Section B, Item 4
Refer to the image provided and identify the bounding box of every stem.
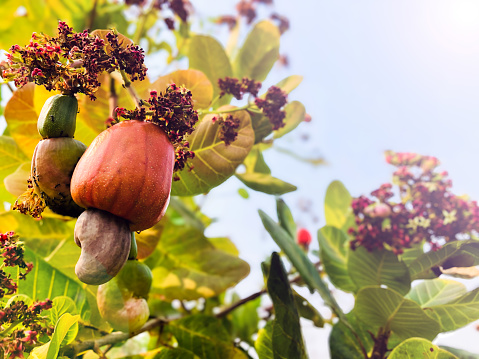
[369,327,391,359]
[216,290,266,319]
[109,76,118,119]
[120,69,142,107]
[0,320,22,337]
[199,104,261,116]
[86,0,99,30]
[215,264,319,319]
[60,317,169,357]
[133,6,154,44]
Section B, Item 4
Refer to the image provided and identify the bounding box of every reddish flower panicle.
[349,151,479,254]
[213,115,241,145]
[255,86,288,130]
[116,85,198,172]
[2,21,147,100]
[218,77,262,100]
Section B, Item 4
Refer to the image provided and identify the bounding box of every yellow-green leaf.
[150,227,250,300]
[151,69,213,110]
[4,161,30,197]
[354,287,440,341]
[234,21,280,81]
[171,106,254,196]
[388,338,458,359]
[188,35,233,100]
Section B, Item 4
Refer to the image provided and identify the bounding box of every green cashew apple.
[97,260,152,332]
[37,94,78,139]
[115,260,153,299]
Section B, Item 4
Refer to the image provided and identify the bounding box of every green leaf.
[6,294,33,307]
[400,244,425,266]
[168,314,248,359]
[258,210,345,320]
[324,180,354,231]
[255,321,274,359]
[4,161,30,197]
[236,147,296,195]
[236,172,297,195]
[47,313,80,359]
[154,348,201,359]
[230,292,261,345]
[4,83,42,158]
[329,312,373,359]
[171,107,254,196]
[388,338,458,359]
[151,69,214,110]
[30,342,50,359]
[242,146,271,174]
[276,198,296,240]
[5,247,92,317]
[0,212,71,250]
[426,287,479,332]
[406,278,467,307]
[238,188,249,199]
[234,21,280,81]
[354,287,440,341]
[408,241,479,280]
[347,247,411,295]
[273,75,303,95]
[0,136,29,190]
[266,253,308,359]
[150,227,250,300]
[48,296,78,327]
[317,225,356,292]
[207,237,239,257]
[439,346,479,358]
[293,290,324,327]
[273,101,306,139]
[188,35,233,100]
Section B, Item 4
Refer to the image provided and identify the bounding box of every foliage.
[0,1,477,359]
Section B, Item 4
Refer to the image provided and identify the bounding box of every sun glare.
[425,1,479,55]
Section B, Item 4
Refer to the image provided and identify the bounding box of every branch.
[60,317,169,357]
[216,289,266,319]
[215,261,321,319]
[86,0,99,30]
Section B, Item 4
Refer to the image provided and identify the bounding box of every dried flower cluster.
[2,22,147,100]
[218,77,262,100]
[216,0,288,33]
[12,179,46,219]
[349,151,479,254]
[116,85,198,172]
[218,77,288,131]
[0,299,53,358]
[0,232,33,299]
[212,115,241,145]
[255,86,288,130]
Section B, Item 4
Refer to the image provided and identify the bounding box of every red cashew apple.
[70,120,175,232]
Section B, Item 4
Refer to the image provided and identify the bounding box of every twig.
[215,261,321,319]
[86,0,99,30]
[5,82,14,93]
[216,289,266,319]
[109,75,118,119]
[60,317,169,357]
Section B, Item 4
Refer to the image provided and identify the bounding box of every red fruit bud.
[297,228,312,249]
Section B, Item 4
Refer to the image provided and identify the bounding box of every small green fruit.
[115,260,152,299]
[97,277,149,332]
[37,95,78,139]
